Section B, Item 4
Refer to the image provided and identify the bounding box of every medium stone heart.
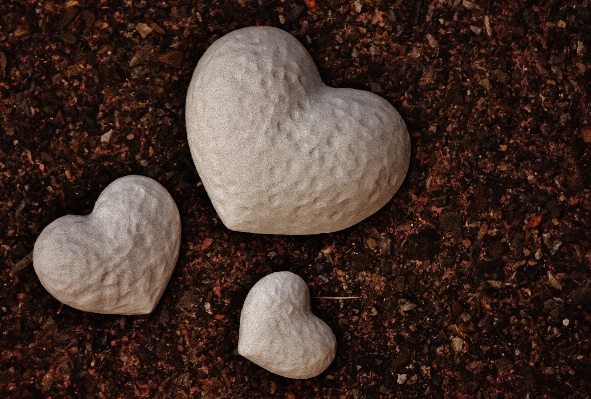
[185,26,410,234]
[33,175,181,315]
[238,271,337,379]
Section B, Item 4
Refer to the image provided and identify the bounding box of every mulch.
[1,0,590,398]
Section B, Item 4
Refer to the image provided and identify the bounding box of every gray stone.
[238,271,336,379]
[33,175,181,315]
[186,26,410,234]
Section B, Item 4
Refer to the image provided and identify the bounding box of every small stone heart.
[186,26,410,234]
[238,271,336,379]
[33,175,181,315]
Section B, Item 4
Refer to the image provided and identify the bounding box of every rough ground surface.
[1,0,590,398]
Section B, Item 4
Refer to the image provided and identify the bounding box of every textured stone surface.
[33,175,181,315]
[238,271,337,379]
[186,26,410,234]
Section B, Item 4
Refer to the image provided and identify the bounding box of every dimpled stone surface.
[238,271,337,379]
[185,26,410,234]
[33,175,181,315]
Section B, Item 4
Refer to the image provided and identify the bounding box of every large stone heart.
[33,175,181,315]
[238,271,337,379]
[185,26,410,234]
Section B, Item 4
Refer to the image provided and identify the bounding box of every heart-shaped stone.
[238,271,337,379]
[185,26,410,234]
[33,175,181,315]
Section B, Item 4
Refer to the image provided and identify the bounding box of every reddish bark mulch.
[1,0,591,398]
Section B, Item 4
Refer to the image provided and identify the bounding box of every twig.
[12,250,33,273]
[312,296,362,300]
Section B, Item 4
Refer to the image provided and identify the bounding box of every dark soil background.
[2,0,591,398]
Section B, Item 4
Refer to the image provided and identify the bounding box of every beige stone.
[33,175,181,314]
[186,26,410,234]
[238,271,336,379]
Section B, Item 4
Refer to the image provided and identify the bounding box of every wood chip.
[379,237,391,255]
[392,347,411,372]
[548,271,562,290]
[12,251,33,272]
[129,44,153,67]
[462,0,475,9]
[493,69,510,84]
[150,22,165,34]
[582,128,591,143]
[136,23,152,38]
[524,215,542,229]
[478,78,492,91]
[467,360,485,374]
[366,237,377,251]
[59,31,77,44]
[477,223,488,241]
[0,51,6,79]
[487,280,502,288]
[484,16,492,37]
[55,6,80,31]
[400,300,417,312]
[511,260,526,270]
[426,33,438,48]
[158,50,184,68]
[24,149,34,164]
[80,10,95,29]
